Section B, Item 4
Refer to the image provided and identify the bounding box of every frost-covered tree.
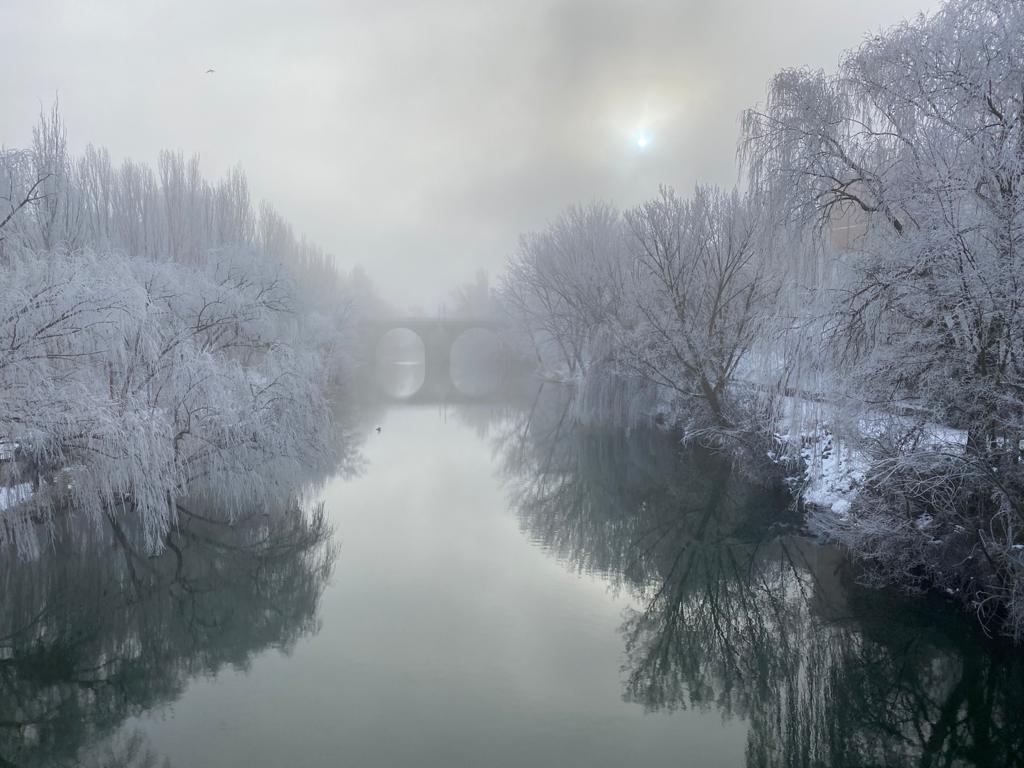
[744,0,1024,445]
[620,185,779,434]
[742,0,1024,639]
[498,186,782,445]
[500,202,629,376]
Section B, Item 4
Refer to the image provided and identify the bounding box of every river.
[2,375,1024,767]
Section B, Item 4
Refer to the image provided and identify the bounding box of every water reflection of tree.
[497,385,1024,767]
[739,591,1024,768]
[0,501,335,768]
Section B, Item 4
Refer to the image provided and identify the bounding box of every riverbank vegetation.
[499,0,1024,641]
[0,107,354,557]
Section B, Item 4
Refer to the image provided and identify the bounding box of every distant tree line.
[497,0,1024,641]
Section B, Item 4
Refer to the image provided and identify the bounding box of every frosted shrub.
[0,248,339,554]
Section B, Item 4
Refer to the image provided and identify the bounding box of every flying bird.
[205,67,215,74]
[375,426,382,434]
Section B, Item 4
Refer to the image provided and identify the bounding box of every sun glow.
[634,130,652,150]
[607,91,684,156]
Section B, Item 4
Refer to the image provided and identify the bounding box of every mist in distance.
[2,0,934,307]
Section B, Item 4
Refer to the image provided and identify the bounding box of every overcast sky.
[2,0,935,308]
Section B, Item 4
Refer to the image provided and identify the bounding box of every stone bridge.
[357,317,507,403]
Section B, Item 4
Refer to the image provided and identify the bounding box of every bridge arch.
[449,327,503,398]
[358,317,505,403]
[374,327,427,399]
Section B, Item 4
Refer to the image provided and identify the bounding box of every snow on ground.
[0,483,32,511]
[798,431,867,518]
[776,401,966,523]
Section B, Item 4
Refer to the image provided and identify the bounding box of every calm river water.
[4,376,1024,767]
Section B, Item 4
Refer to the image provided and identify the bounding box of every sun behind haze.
[0,0,935,306]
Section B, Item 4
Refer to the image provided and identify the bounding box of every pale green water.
[123,407,744,768]
[3,382,1024,767]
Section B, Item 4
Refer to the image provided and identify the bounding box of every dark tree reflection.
[0,500,335,768]
[497,384,1024,768]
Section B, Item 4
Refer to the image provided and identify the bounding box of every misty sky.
[2,0,934,308]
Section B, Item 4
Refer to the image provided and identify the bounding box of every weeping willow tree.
[741,0,1024,641]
